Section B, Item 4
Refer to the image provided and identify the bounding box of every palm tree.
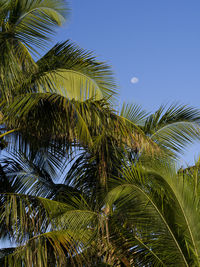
[0,0,118,152]
[1,1,200,266]
[1,150,200,266]
[0,150,121,266]
[1,1,199,159]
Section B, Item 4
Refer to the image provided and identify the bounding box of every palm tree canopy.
[1,1,200,266]
[0,0,68,50]
[1,152,200,266]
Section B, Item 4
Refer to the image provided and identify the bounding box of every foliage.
[1,152,200,266]
[0,1,200,266]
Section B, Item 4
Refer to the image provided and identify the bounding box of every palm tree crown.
[0,1,200,266]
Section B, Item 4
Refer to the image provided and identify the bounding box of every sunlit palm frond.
[0,193,98,266]
[143,104,200,157]
[2,93,95,147]
[120,102,149,126]
[5,228,95,267]
[143,158,200,265]
[2,92,132,150]
[0,0,69,101]
[0,0,69,51]
[106,160,200,266]
[0,41,37,101]
[106,170,184,265]
[14,40,117,103]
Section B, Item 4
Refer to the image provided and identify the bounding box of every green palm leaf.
[120,102,149,126]
[106,160,200,266]
[14,40,117,102]
[0,193,98,266]
[0,0,69,51]
[143,104,200,156]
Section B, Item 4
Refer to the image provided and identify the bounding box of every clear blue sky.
[51,0,200,165]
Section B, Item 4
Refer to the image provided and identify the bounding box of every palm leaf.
[13,40,117,102]
[0,0,69,101]
[106,161,200,266]
[143,104,200,156]
[120,102,149,126]
[1,0,69,51]
[0,149,82,200]
[0,193,98,266]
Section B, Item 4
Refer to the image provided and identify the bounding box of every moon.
[131,77,139,84]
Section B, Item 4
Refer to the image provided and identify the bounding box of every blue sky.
[46,0,200,162]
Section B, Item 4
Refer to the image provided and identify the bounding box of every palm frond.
[0,1,68,101]
[0,0,69,51]
[0,248,15,265]
[3,93,95,146]
[106,161,200,266]
[0,192,98,266]
[120,102,149,126]
[13,40,117,102]
[143,104,200,156]
[0,149,82,200]
[2,92,134,151]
